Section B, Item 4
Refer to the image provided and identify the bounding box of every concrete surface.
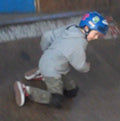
[0,16,81,43]
[0,35,120,121]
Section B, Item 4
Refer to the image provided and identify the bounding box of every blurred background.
[0,0,119,15]
[37,0,119,17]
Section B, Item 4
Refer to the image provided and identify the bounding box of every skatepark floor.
[0,37,120,121]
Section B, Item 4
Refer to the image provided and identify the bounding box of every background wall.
[0,0,35,13]
[0,0,119,19]
[38,0,109,12]
[36,0,119,18]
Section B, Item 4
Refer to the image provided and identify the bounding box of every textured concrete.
[0,16,80,42]
[0,35,120,121]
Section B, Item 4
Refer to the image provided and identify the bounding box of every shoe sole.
[14,81,25,107]
[24,68,43,81]
[24,68,39,80]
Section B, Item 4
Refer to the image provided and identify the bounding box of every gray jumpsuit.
[27,25,89,104]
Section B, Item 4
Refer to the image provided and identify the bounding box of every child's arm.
[79,62,90,73]
[68,47,90,73]
[40,30,54,51]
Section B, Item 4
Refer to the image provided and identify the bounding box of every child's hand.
[83,62,91,73]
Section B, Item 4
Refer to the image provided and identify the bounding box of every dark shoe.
[64,86,79,98]
[49,93,63,108]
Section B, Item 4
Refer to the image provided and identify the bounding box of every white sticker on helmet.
[89,21,95,27]
[102,20,108,25]
[93,16,100,23]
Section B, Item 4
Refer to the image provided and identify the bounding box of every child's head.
[79,11,109,41]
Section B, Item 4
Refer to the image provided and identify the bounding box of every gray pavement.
[0,36,120,121]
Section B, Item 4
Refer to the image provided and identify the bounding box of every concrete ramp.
[0,16,120,121]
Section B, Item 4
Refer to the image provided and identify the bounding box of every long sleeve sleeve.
[40,30,53,51]
[68,47,89,72]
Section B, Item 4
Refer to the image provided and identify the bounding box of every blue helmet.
[79,11,109,34]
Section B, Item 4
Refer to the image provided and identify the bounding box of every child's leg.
[62,72,76,90]
[43,77,63,95]
[14,81,51,106]
[28,77,63,108]
[14,77,63,108]
[27,86,52,104]
[62,72,79,98]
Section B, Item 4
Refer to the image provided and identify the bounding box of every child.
[14,11,108,108]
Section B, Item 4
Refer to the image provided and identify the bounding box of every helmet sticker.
[89,21,95,27]
[93,16,100,23]
[82,13,90,20]
[102,20,108,25]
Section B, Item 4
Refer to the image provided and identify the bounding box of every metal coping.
[0,11,87,26]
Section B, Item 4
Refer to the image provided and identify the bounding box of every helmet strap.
[83,28,91,39]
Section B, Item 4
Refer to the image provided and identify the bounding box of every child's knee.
[44,77,63,94]
[49,93,63,108]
